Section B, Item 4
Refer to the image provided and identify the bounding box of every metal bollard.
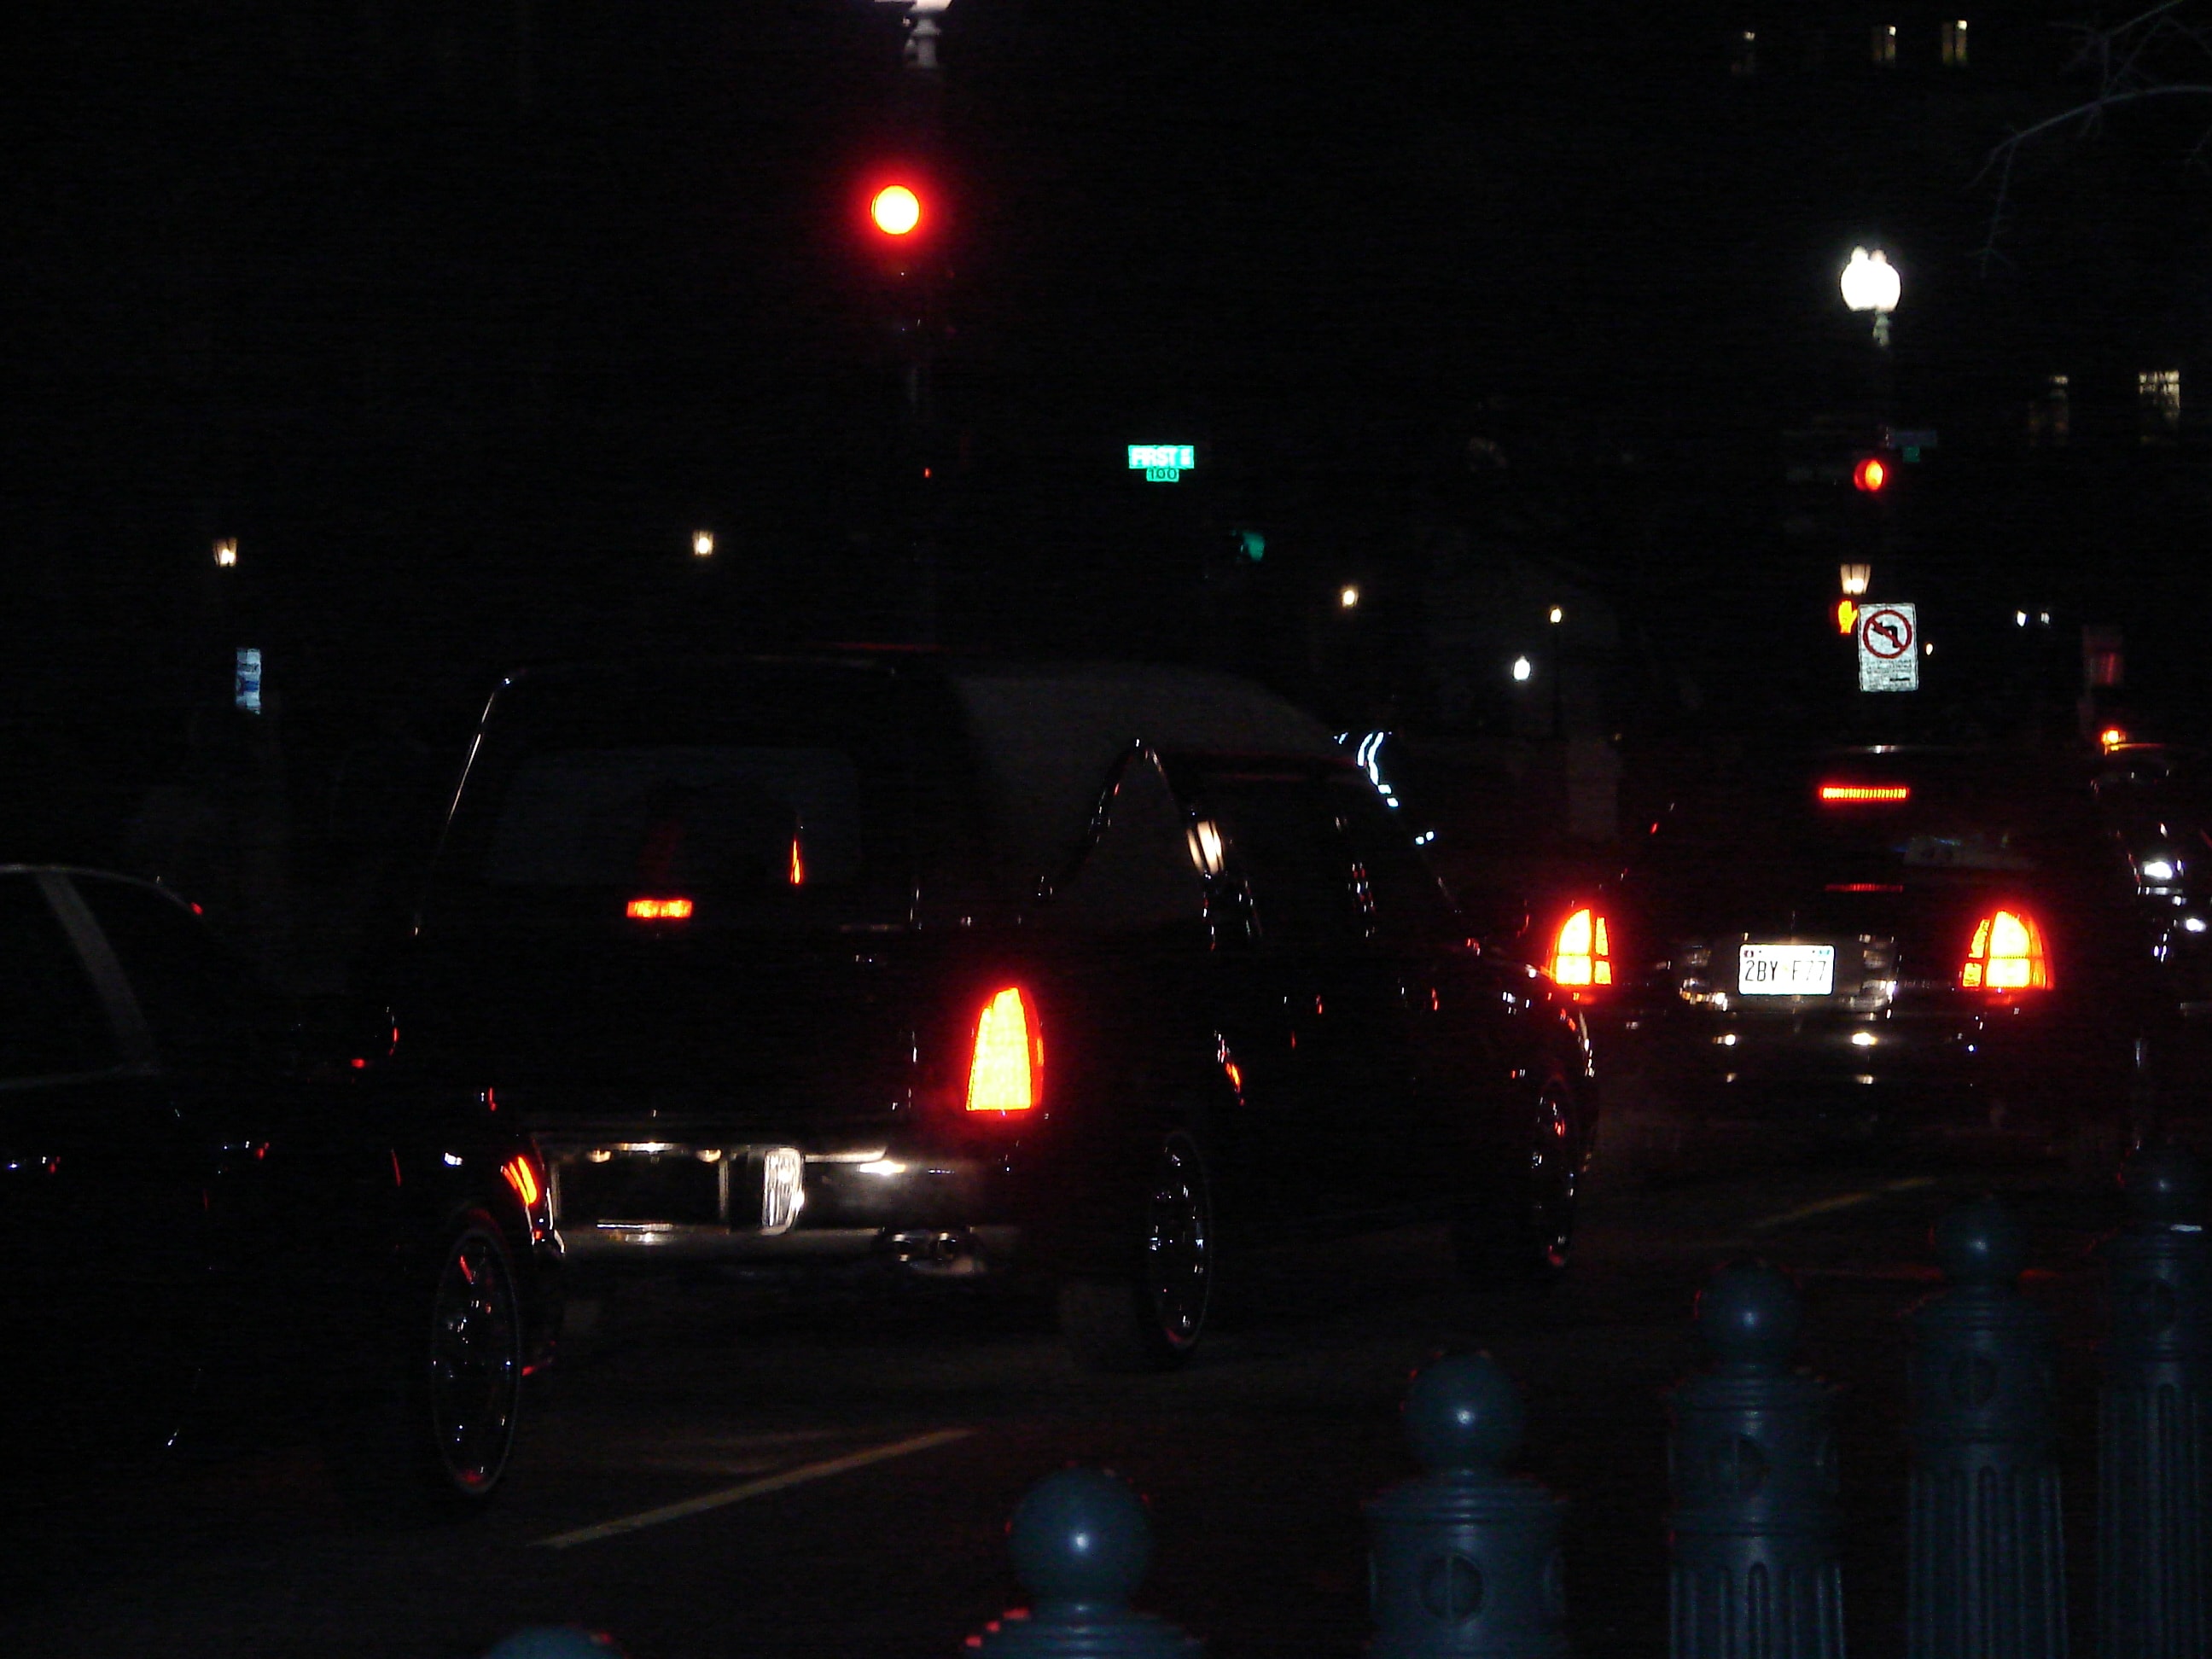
[1668,1263,1844,1659]
[1366,1351,1568,1658]
[1906,1197,2067,1659]
[2098,1144,2208,1659]
[483,1629,626,1659]
[963,1466,1202,1656]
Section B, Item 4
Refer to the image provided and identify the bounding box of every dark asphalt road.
[0,1122,2162,1659]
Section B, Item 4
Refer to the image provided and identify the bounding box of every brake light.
[965,987,1042,1113]
[1819,783,1911,803]
[1550,907,1611,992]
[1961,909,2051,992]
[626,896,694,922]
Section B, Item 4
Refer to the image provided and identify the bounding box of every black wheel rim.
[1144,1132,1213,1351]
[1526,1093,1576,1270]
[427,1229,521,1494]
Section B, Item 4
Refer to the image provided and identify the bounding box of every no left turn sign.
[1857,602,1919,691]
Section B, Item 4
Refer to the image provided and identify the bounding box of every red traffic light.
[1852,456,1889,493]
[869,184,923,237]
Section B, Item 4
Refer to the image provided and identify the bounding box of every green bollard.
[964,1466,1202,1656]
[2098,1144,2208,1659]
[1366,1352,1569,1658]
[1668,1263,1845,1659]
[1906,1197,2067,1659]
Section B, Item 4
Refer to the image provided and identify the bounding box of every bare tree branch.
[1976,2,2212,263]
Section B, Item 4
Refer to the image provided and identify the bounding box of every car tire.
[327,1211,526,1522]
[1451,1081,1580,1289]
[1058,1128,1216,1373]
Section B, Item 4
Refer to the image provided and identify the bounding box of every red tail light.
[1819,783,1911,803]
[501,1153,543,1210]
[965,987,1042,1113]
[626,896,694,922]
[1960,908,2051,992]
[1549,907,1612,994]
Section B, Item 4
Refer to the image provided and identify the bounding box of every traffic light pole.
[876,0,948,645]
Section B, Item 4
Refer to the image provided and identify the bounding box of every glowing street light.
[1339,585,1360,610]
[213,537,238,568]
[691,528,716,559]
[1840,563,1871,597]
[1841,247,1901,346]
[1547,605,1564,625]
[1511,655,1533,683]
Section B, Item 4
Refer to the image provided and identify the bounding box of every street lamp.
[691,528,716,559]
[1547,605,1565,737]
[1339,585,1360,610]
[1511,655,1533,683]
[1839,563,1870,597]
[1840,247,1901,347]
[213,537,238,568]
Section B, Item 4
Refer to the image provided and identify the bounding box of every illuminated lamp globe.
[870,185,922,237]
[1840,247,1901,314]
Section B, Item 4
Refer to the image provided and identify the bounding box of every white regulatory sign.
[1857,602,1918,692]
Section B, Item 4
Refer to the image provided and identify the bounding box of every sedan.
[1573,743,2197,1153]
[0,864,558,1515]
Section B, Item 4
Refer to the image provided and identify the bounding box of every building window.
[1941,19,1970,66]
[1732,30,1758,76]
[2139,369,2182,442]
[1873,24,1897,65]
[2030,374,2070,447]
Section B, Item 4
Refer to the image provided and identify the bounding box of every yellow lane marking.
[537,1429,975,1550]
[1747,1176,1936,1233]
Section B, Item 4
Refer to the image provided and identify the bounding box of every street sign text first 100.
[1127,445,1196,471]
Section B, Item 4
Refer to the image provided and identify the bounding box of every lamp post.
[1548,605,1565,738]
[1840,247,1900,348]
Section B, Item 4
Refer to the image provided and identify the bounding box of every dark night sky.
[8,0,2212,844]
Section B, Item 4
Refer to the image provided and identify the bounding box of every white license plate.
[1738,943,1836,996]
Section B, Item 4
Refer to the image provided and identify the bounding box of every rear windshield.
[1650,754,2099,878]
[486,746,864,890]
[434,664,913,927]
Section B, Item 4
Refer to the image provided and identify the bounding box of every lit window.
[1873,24,1897,65]
[1732,30,1757,76]
[2139,369,2181,442]
[1941,19,1969,65]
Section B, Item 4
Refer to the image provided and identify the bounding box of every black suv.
[374,655,1598,1369]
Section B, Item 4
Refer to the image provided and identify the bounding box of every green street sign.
[1128,444,1196,481]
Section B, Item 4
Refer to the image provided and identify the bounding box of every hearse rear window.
[486,747,866,890]
[436,665,915,924]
